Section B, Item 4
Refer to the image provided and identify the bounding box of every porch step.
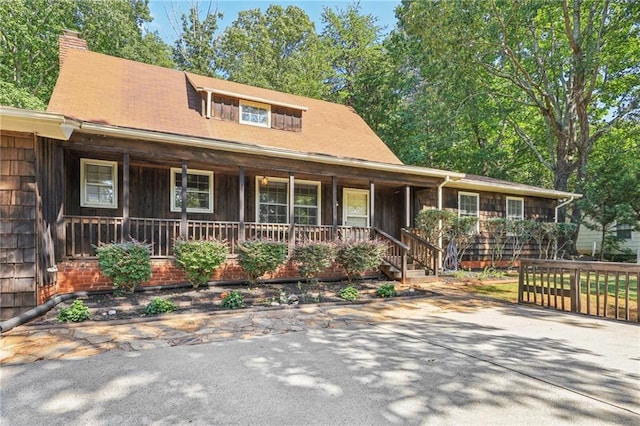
[380,262,427,281]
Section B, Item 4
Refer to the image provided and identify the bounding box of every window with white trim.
[343,188,370,227]
[294,183,320,225]
[240,100,271,128]
[616,223,633,240]
[458,192,479,219]
[256,177,320,224]
[458,192,480,232]
[80,158,118,208]
[506,197,524,220]
[170,168,213,213]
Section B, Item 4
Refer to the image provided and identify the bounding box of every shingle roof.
[47,49,402,165]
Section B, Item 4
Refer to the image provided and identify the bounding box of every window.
[343,188,370,227]
[616,224,633,240]
[258,179,288,223]
[80,159,117,208]
[506,197,524,220]
[256,178,320,224]
[458,192,479,232]
[294,183,320,225]
[170,168,213,213]
[458,192,479,218]
[240,100,270,128]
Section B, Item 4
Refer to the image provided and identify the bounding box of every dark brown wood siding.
[212,95,239,121]
[271,106,302,131]
[442,188,555,222]
[211,95,302,131]
[65,151,244,222]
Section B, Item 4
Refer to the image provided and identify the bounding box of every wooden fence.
[518,259,640,322]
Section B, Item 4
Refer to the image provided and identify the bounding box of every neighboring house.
[0,31,580,318]
[576,220,639,257]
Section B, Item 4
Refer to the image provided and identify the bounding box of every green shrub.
[339,285,359,301]
[292,241,337,284]
[57,299,90,323]
[144,297,177,315]
[376,283,397,298]
[95,240,152,295]
[336,240,386,282]
[174,239,228,288]
[415,209,456,243]
[237,240,288,285]
[221,290,244,309]
[477,267,505,280]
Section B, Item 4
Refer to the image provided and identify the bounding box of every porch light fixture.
[260,176,269,186]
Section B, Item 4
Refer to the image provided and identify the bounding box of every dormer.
[187,73,307,132]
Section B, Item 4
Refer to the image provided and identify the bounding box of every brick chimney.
[59,29,87,67]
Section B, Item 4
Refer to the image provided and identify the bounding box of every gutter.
[77,122,466,180]
[554,196,576,223]
[0,106,80,140]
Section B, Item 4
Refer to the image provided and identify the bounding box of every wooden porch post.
[332,176,338,237]
[238,167,245,241]
[404,185,411,229]
[122,153,130,241]
[180,160,188,239]
[289,173,295,245]
[369,180,375,237]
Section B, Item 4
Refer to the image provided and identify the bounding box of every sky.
[147,0,402,45]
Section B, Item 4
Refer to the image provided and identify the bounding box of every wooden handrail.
[401,228,441,276]
[373,227,408,283]
[374,227,410,251]
[401,229,442,252]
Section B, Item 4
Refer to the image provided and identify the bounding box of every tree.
[216,5,330,98]
[579,139,638,260]
[172,2,221,76]
[320,3,384,106]
[395,0,640,227]
[0,0,174,108]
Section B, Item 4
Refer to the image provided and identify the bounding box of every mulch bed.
[29,278,431,326]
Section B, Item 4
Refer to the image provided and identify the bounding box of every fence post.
[401,250,407,284]
[569,268,580,313]
[518,261,525,304]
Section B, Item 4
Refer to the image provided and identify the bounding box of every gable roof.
[47,49,402,165]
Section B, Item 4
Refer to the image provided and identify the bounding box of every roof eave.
[0,107,80,140]
[185,73,309,111]
[78,122,465,180]
[450,179,582,200]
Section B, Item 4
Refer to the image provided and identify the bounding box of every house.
[576,220,639,259]
[0,31,581,318]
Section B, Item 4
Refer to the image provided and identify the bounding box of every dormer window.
[240,100,270,128]
[205,88,304,131]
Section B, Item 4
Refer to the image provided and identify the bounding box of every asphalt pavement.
[2,303,639,425]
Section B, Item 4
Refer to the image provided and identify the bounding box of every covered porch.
[41,133,448,285]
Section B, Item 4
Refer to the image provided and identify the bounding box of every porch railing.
[374,228,409,283]
[519,259,640,323]
[63,215,370,258]
[401,228,441,275]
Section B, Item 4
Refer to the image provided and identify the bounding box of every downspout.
[554,196,575,260]
[437,176,451,271]
[554,197,575,223]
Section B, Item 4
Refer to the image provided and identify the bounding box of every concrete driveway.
[2,303,638,425]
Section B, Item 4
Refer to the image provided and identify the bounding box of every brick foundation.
[47,258,360,302]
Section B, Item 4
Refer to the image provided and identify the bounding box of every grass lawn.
[464,282,519,303]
